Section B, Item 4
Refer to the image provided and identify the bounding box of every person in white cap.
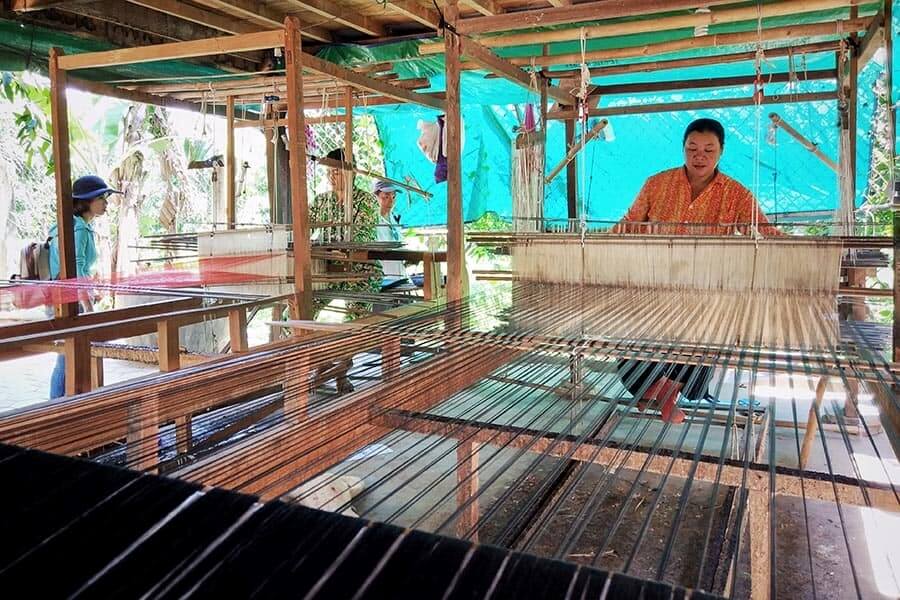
[373,180,408,288]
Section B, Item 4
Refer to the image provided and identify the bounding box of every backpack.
[14,237,53,281]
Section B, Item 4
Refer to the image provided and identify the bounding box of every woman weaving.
[614,118,782,423]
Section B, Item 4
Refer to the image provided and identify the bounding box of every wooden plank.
[385,1,440,29]
[458,36,570,104]
[191,0,332,42]
[285,0,386,36]
[301,53,446,111]
[510,19,873,68]
[90,356,104,389]
[549,91,838,120]
[444,0,871,50]
[156,319,181,372]
[445,2,464,304]
[460,0,502,17]
[127,393,159,473]
[457,0,740,35]
[49,47,77,319]
[125,0,261,34]
[285,17,313,321]
[544,41,840,79]
[226,96,236,229]
[56,29,286,70]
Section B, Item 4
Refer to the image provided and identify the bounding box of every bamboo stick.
[769,113,838,171]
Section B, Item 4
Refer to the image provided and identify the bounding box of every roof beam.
[190,0,333,43]
[283,0,386,37]
[434,0,868,51]
[384,1,440,29]
[511,18,872,67]
[125,0,261,35]
[458,36,570,104]
[586,69,836,97]
[457,0,741,35]
[10,0,94,10]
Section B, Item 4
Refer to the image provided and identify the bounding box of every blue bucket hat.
[72,175,122,201]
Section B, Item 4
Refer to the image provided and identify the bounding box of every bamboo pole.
[344,86,353,163]
[769,113,837,172]
[549,91,837,120]
[565,117,577,220]
[445,0,464,304]
[284,17,313,321]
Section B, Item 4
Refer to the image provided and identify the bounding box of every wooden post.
[266,107,277,223]
[90,356,104,389]
[456,440,479,542]
[887,0,898,367]
[157,319,181,372]
[564,117,577,225]
[127,394,159,474]
[269,302,285,342]
[285,17,313,320]
[344,87,353,160]
[276,125,291,224]
[228,307,249,353]
[748,488,771,600]
[445,0,464,304]
[383,336,401,379]
[64,336,91,396]
[175,415,192,455]
[226,95,236,229]
[48,47,77,319]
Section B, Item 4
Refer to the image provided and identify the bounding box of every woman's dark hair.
[73,198,92,216]
[683,118,725,148]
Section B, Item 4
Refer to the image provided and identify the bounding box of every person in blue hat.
[48,175,121,399]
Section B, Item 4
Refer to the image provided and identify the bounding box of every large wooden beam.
[10,0,93,10]
[56,29,285,70]
[445,1,464,304]
[301,53,446,111]
[514,19,872,68]
[444,0,870,50]
[125,0,262,35]
[457,0,740,35]
[460,0,502,17]
[550,91,837,120]
[458,36,570,104]
[857,8,886,66]
[284,17,313,321]
[284,0,386,37]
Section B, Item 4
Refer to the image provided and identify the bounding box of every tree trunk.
[149,107,188,234]
[109,105,148,279]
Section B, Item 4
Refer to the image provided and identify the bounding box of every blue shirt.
[49,215,98,279]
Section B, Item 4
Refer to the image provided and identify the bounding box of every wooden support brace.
[545,119,608,184]
[799,376,829,468]
[90,356,104,390]
[770,113,837,172]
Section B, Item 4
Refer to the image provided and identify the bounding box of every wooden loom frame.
[1,2,896,599]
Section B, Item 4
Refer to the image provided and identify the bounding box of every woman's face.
[683,131,722,181]
[87,193,109,217]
